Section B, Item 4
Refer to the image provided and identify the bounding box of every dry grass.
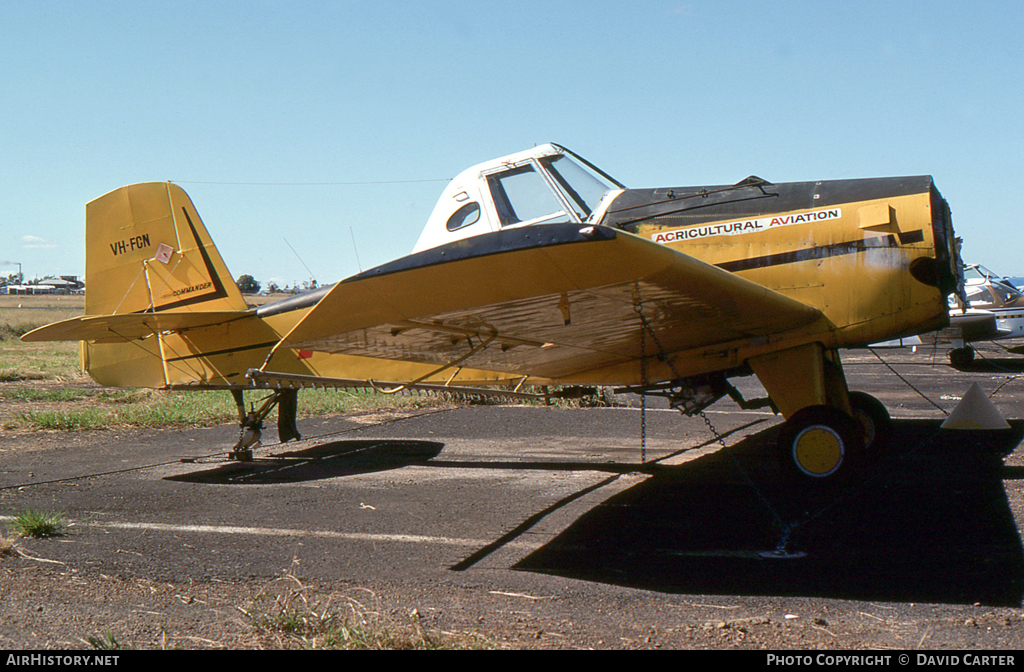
[0,341,82,386]
[240,565,493,650]
[0,297,84,381]
[67,568,498,650]
[0,294,84,309]
[0,294,83,340]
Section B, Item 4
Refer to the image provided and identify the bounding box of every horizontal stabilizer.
[21,311,253,343]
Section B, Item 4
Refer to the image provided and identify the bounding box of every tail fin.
[85,182,247,316]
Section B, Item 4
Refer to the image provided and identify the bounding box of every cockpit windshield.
[964,264,1006,282]
[540,154,616,219]
[485,150,620,228]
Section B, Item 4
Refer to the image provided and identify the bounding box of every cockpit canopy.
[964,264,1008,283]
[412,144,624,253]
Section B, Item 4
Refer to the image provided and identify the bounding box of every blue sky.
[2,1,1022,286]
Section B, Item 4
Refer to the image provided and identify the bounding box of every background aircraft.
[24,144,963,483]
[946,265,1024,366]
[877,263,1024,366]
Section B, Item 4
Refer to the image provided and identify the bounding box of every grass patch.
[11,393,227,431]
[14,408,110,431]
[243,570,491,650]
[0,297,84,380]
[0,306,82,341]
[7,509,69,539]
[84,632,127,650]
[0,388,94,402]
[3,383,610,433]
[7,388,447,432]
[0,340,82,381]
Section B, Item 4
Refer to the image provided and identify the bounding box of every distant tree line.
[236,274,261,294]
[235,275,319,295]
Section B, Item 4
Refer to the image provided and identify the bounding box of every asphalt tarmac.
[3,343,1024,648]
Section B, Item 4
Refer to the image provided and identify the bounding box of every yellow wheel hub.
[792,425,844,476]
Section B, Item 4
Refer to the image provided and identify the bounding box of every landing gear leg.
[277,389,301,443]
[230,390,260,461]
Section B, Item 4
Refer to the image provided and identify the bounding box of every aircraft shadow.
[166,440,444,485]
[954,358,1024,373]
[512,420,1024,606]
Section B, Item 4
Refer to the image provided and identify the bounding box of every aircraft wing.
[273,224,824,383]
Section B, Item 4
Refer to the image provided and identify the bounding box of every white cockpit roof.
[412,143,623,253]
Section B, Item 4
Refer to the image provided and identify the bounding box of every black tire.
[776,405,864,482]
[949,346,975,368]
[848,391,891,453]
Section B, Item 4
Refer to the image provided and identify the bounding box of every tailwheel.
[777,405,864,483]
[229,389,302,461]
[231,423,261,462]
[848,391,891,453]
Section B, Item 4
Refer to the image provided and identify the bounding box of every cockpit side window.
[446,202,481,232]
[486,164,569,227]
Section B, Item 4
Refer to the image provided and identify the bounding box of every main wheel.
[777,405,864,482]
[949,346,975,368]
[848,391,891,452]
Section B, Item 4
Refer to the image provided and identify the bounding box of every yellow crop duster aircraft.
[24,144,962,482]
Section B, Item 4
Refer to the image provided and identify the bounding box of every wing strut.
[636,299,648,463]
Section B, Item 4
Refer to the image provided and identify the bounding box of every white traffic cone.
[940,382,1011,430]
